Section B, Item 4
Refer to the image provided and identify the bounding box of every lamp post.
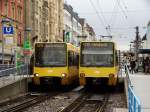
[1,19,11,64]
[24,28,32,75]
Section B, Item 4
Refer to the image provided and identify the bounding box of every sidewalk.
[129,72,150,112]
[0,75,27,88]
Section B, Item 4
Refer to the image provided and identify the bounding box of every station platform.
[113,108,128,112]
[0,75,27,88]
[0,75,29,103]
[129,73,150,112]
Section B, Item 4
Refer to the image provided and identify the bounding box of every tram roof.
[80,41,115,44]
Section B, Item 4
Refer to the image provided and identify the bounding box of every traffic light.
[65,32,71,42]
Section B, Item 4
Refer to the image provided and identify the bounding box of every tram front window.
[81,43,114,67]
[35,44,66,67]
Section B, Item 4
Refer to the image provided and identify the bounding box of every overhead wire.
[121,0,128,10]
[96,0,108,26]
[108,0,119,30]
[119,0,134,28]
[97,0,112,34]
[114,0,134,39]
[116,0,128,19]
[88,0,111,35]
[78,9,150,15]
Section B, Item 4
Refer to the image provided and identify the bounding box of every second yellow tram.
[79,41,119,86]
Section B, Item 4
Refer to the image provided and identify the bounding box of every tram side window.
[115,51,118,66]
[68,51,74,66]
[74,53,79,66]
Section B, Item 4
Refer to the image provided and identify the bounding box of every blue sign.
[3,26,14,35]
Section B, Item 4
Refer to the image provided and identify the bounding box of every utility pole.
[135,26,139,60]
[129,44,132,52]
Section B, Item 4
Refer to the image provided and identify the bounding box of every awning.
[142,34,147,41]
[138,49,150,54]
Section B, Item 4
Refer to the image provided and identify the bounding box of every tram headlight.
[80,73,85,77]
[34,73,39,77]
[61,73,67,77]
[109,73,114,78]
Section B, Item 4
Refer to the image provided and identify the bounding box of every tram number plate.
[36,43,65,48]
[83,42,112,47]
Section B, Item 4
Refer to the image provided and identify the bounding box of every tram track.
[59,92,109,112]
[0,92,59,112]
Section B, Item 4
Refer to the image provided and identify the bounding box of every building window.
[39,22,42,35]
[17,6,22,22]
[39,7,41,18]
[11,2,15,19]
[36,19,38,32]
[35,1,38,14]
[4,0,8,16]
[17,32,22,46]
[0,0,2,14]
[18,0,21,3]
[46,24,48,36]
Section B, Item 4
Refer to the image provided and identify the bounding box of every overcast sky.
[65,0,150,50]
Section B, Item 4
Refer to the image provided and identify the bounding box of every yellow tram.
[79,41,119,86]
[33,42,79,86]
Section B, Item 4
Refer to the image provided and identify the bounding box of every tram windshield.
[35,43,67,67]
[81,42,114,67]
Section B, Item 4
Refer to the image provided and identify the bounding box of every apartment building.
[49,0,64,42]
[64,4,82,46]
[25,0,49,44]
[0,0,24,64]
[25,0,64,43]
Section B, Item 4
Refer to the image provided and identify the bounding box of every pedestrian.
[135,59,138,73]
[145,57,150,75]
[130,58,136,74]
[143,57,146,73]
[127,59,130,70]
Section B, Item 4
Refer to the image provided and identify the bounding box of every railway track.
[0,92,59,112]
[59,93,109,112]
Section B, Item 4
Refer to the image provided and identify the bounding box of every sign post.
[1,18,13,64]
[3,26,14,35]
[24,28,32,76]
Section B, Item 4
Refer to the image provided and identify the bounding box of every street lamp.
[24,27,32,75]
[1,18,11,64]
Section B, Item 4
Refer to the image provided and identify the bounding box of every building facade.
[25,0,49,44]
[142,21,150,49]
[0,0,24,64]
[64,4,83,46]
[49,0,64,42]
[25,0,64,44]
[79,18,96,42]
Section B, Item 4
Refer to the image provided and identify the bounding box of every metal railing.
[0,64,28,77]
[124,65,132,86]
[0,64,29,87]
[0,64,15,70]
[124,65,141,112]
[128,85,141,112]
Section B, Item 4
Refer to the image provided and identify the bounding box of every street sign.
[23,39,32,56]
[5,36,14,45]
[23,49,32,55]
[2,26,14,35]
[23,40,31,50]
